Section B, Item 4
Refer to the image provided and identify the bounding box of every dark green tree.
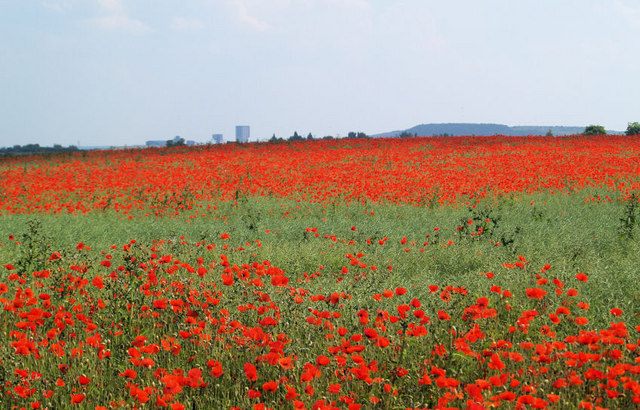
[546,129,554,137]
[583,125,607,136]
[166,137,185,147]
[288,131,303,141]
[626,122,640,136]
[306,133,314,140]
[347,131,368,139]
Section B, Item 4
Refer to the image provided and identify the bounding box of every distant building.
[211,134,223,144]
[145,140,165,147]
[236,126,250,143]
[146,136,181,147]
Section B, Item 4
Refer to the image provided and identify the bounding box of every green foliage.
[288,131,303,141]
[0,144,79,157]
[2,191,638,311]
[626,121,640,136]
[16,218,52,273]
[1,192,640,408]
[166,137,186,147]
[583,124,607,136]
[347,131,369,139]
[618,193,639,239]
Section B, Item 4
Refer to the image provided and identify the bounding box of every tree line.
[583,122,640,136]
[268,131,369,142]
[0,144,79,157]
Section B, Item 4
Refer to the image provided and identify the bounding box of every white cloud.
[230,0,273,31]
[42,1,72,12]
[171,17,205,31]
[614,0,640,28]
[90,0,151,33]
[91,14,151,33]
[97,0,124,14]
[322,0,369,10]
[223,0,371,32]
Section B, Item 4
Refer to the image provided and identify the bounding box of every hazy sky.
[1,0,639,147]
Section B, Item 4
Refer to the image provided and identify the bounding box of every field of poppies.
[1,135,639,410]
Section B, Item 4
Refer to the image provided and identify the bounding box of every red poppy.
[49,252,62,261]
[117,369,136,381]
[316,355,330,366]
[575,317,589,325]
[526,288,547,299]
[71,394,85,404]
[262,381,277,392]
[437,310,451,321]
[327,383,341,394]
[610,308,623,316]
[244,363,258,382]
[222,274,234,286]
[91,275,104,289]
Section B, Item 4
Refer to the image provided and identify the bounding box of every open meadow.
[1,135,639,409]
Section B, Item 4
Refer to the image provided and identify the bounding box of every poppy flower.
[206,360,224,377]
[49,252,62,261]
[91,275,104,289]
[244,363,258,382]
[576,273,588,282]
[327,383,341,394]
[284,386,299,400]
[222,274,234,286]
[526,288,547,299]
[437,310,451,321]
[316,355,330,366]
[610,308,623,316]
[71,394,85,404]
[262,381,277,392]
[575,317,589,325]
[119,369,137,379]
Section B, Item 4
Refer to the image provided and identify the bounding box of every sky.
[1,0,639,147]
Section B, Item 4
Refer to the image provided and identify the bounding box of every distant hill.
[371,123,621,138]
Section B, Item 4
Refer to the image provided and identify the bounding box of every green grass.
[2,191,638,325]
[0,191,639,409]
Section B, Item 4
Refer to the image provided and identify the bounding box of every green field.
[1,191,639,409]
